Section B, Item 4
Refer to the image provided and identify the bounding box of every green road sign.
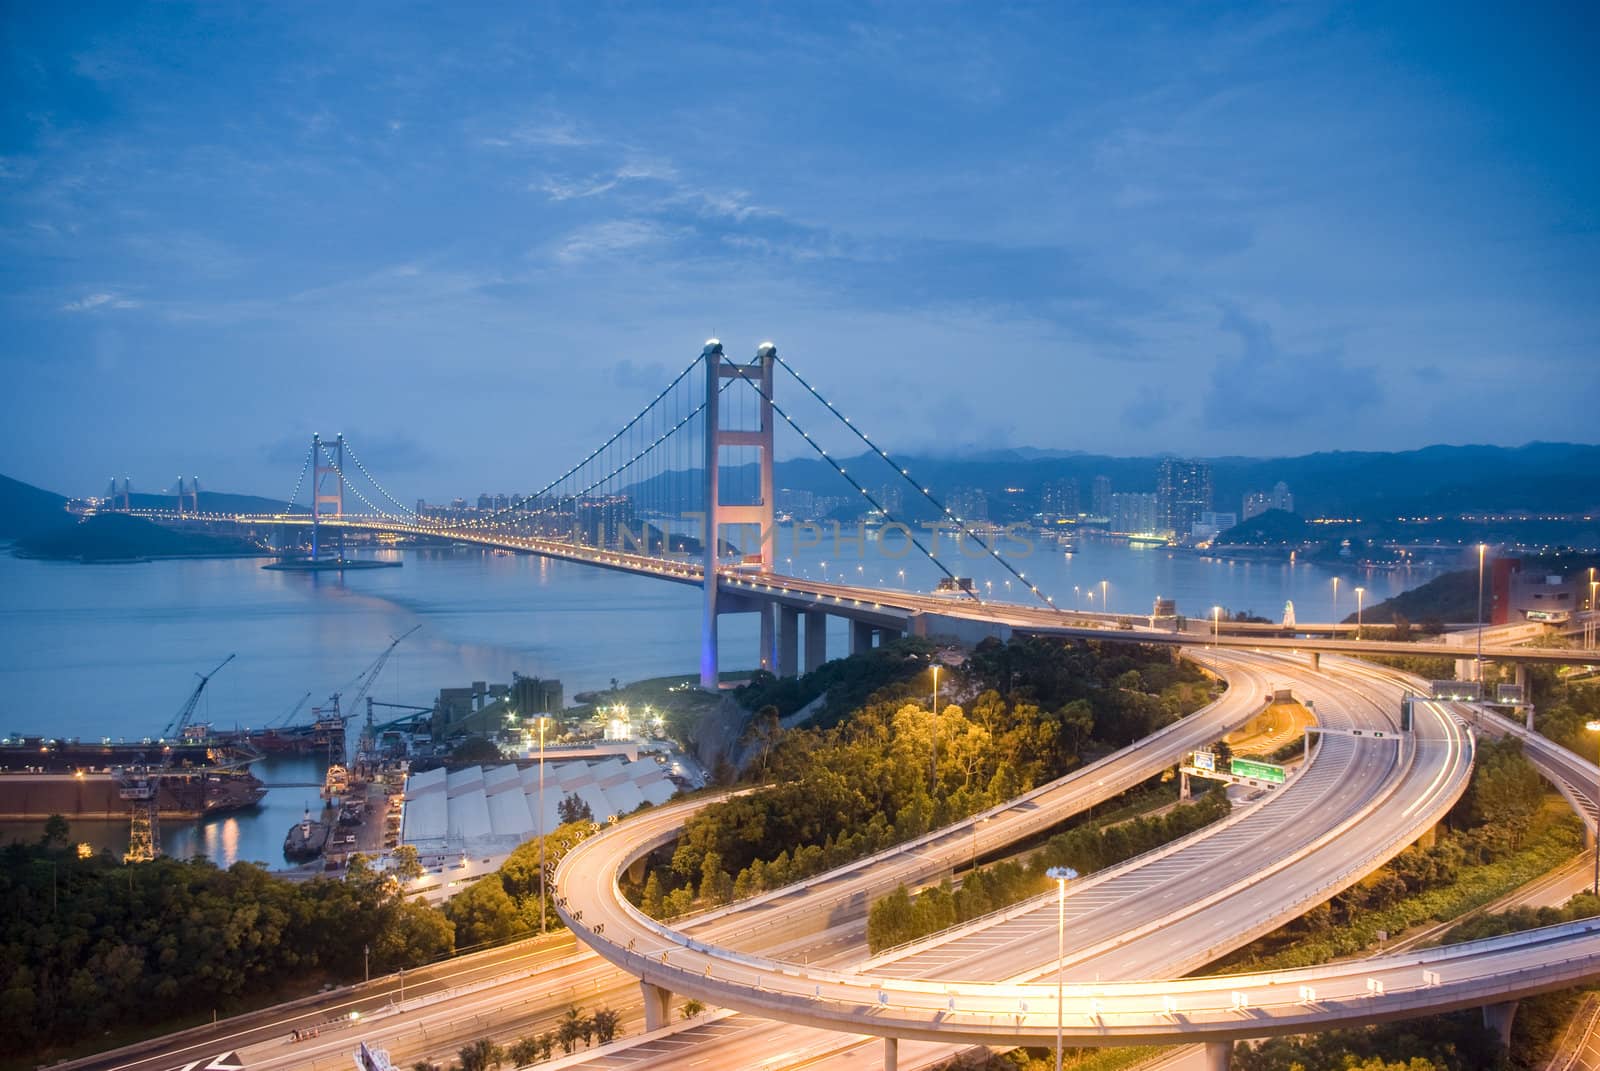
[1229,757,1287,784]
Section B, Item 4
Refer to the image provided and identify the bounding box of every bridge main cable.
[773,353,1061,613]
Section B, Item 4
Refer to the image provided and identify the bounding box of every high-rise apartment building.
[1157,458,1213,538]
[1110,492,1158,535]
[1091,475,1113,518]
[1042,477,1080,518]
[1242,480,1294,520]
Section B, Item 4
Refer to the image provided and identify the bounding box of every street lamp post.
[1476,544,1488,683]
[1331,576,1340,625]
[1588,721,1600,896]
[1100,579,1109,615]
[538,715,548,934]
[930,665,941,794]
[1046,866,1079,1071]
[1355,586,1366,640]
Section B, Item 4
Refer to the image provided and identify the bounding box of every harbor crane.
[162,653,236,739]
[328,626,421,725]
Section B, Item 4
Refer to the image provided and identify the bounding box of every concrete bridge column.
[1482,1000,1517,1048]
[1203,1041,1232,1071]
[641,980,673,1031]
[778,607,799,678]
[851,619,875,656]
[760,602,776,672]
[883,1037,897,1071]
[876,626,904,647]
[1179,769,1191,801]
[804,612,828,673]
[1515,663,1529,693]
[1309,651,1321,672]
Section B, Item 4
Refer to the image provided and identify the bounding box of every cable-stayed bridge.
[116,339,1600,683]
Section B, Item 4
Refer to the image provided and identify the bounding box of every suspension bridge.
[114,340,1600,686]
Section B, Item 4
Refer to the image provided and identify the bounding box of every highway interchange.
[78,638,1600,1071]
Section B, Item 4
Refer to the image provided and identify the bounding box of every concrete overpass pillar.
[804,612,827,672]
[778,607,799,678]
[759,602,776,672]
[641,980,673,1031]
[1483,1000,1517,1047]
[1309,651,1321,672]
[1203,1041,1232,1070]
[883,1037,897,1071]
[1515,663,1529,693]
[851,619,875,656]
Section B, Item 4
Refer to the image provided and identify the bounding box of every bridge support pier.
[1483,1000,1517,1048]
[804,612,827,673]
[1515,663,1529,693]
[1309,651,1321,672]
[883,1037,897,1071]
[641,981,673,1031]
[1202,1041,1232,1070]
[1179,769,1191,801]
[760,603,776,672]
[851,619,875,656]
[778,607,799,678]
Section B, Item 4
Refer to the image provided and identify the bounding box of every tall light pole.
[1476,544,1488,684]
[1100,579,1109,616]
[1212,605,1221,652]
[1047,866,1079,1071]
[538,714,548,934]
[1331,576,1340,626]
[1355,586,1365,640]
[930,665,941,794]
[1589,721,1600,895]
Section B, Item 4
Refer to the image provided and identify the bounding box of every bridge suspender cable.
[340,439,421,519]
[772,354,1061,613]
[716,362,977,599]
[313,444,412,521]
[445,353,709,532]
[283,442,313,514]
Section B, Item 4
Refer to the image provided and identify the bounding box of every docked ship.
[0,736,266,820]
[283,807,332,862]
[223,700,349,762]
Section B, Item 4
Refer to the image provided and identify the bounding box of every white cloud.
[60,292,140,313]
[554,220,671,262]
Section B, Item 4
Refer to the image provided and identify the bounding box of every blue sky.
[2,2,1596,499]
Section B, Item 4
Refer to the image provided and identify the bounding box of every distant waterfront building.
[776,487,814,518]
[1243,480,1294,520]
[1491,558,1584,625]
[877,483,905,519]
[1091,475,1113,518]
[477,492,493,510]
[1110,492,1158,535]
[1042,477,1080,519]
[1192,510,1239,542]
[947,486,989,523]
[494,493,511,511]
[1157,458,1213,538]
[450,496,467,511]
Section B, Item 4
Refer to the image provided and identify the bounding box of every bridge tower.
[700,340,776,688]
[175,476,199,516]
[311,433,345,562]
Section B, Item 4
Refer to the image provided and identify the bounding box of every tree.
[444,876,524,949]
[557,1006,589,1054]
[40,814,70,850]
[740,705,783,779]
[558,792,594,826]
[507,1037,541,1066]
[680,998,705,1020]
[452,735,504,764]
[457,1038,503,1071]
[390,844,425,883]
[591,1007,621,1044]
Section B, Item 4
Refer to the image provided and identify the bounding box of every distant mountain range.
[621,441,1600,520]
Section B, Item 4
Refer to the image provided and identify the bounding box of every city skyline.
[2,4,1597,498]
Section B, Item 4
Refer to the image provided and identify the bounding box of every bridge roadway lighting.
[1589,721,1600,896]
[1046,865,1079,1071]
